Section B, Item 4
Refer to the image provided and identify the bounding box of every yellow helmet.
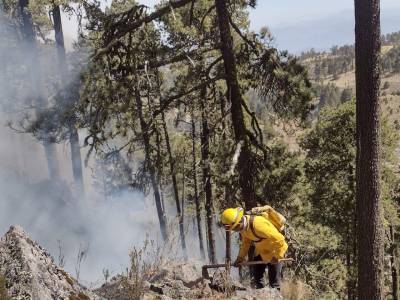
[220,207,244,230]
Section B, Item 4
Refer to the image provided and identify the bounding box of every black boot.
[267,262,283,290]
[251,255,267,289]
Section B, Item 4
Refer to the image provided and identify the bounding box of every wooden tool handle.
[238,258,293,266]
[202,258,293,269]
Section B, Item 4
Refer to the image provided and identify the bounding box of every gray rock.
[96,261,282,300]
[0,226,282,300]
[0,225,101,300]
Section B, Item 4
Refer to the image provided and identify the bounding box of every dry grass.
[281,279,314,300]
[59,269,74,286]
[69,292,90,300]
[125,227,182,300]
[126,238,163,300]
[0,275,11,300]
[382,45,394,54]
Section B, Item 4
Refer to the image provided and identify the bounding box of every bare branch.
[139,45,219,70]
[241,99,263,144]
[205,56,223,78]
[228,13,257,51]
[152,75,223,118]
[200,4,216,30]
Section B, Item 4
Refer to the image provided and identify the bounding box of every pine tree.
[51,4,84,195]
[214,0,256,208]
[354,0,383,298]
[190,112,206,260]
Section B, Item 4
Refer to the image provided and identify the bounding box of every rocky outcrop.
[95,262,282,300]
[0,226,282,300]
[0,226,100,300]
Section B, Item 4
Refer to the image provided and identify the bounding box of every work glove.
[270,257,279,265]
[233,256,244,267]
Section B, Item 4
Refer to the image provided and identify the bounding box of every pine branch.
[139,45,219,70]
[92,0,195,60]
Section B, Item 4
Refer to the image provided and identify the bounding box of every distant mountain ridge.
[298,31,400,127]
[270,7,400,53]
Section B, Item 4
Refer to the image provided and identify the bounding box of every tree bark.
[347,165,356,300]
[219,89,227,141]
[191,113,206,259]
[200,87,216,263]
[19,0,61,180]
[52,4,84,195]
[161,111,187,258]
[181,150,187,260]
[52,5,66,70]
[213,0,256,208]
[135,88,168,241]
[390,225,398,300]
[354,1,383,299]
[346,223,355,300]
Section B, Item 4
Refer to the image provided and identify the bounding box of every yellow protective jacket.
[238,215,288,262]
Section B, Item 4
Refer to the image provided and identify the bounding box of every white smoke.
[0,10,160,285]
[0,8,231,287]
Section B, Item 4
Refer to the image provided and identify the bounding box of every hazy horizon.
[62,0,400,54]
[269,7,400,53]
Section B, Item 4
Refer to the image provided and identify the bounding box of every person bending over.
[220,206,288,289]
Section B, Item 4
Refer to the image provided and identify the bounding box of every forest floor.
[274,52,400,153]
[0,225,308,300]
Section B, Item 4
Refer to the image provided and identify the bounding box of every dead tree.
[191,112,206,259]
[52,4,84,194]
[200,87,216,263]
[19,0,61,179]
[161,111,187,258]
[134,86,168,241]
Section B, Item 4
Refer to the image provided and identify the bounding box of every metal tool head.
[202,265,211,279]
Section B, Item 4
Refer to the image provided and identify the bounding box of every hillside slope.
[299,31,400,125]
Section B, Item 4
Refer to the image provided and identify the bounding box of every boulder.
[0,225,101,300]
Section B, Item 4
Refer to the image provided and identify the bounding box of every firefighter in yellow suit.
[220,206,288,289]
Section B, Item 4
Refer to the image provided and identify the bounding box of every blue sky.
[137,0,400,28]
[135,0,400,52]
[63,0,400,52]
[248,0,400,28]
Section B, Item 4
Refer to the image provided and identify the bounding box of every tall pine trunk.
[191,113,206,259]
[214,0,256,209]
[135,87,168,241]
[200,88,216,263]
[346,223,355,300]
[19,0,60,179]
[161,111,187,258]
[354,0,383,298]
[52,5,84,194]
[347,165,356,300]
[390,225,398,300]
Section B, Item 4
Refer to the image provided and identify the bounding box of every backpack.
[249,205,286,233]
